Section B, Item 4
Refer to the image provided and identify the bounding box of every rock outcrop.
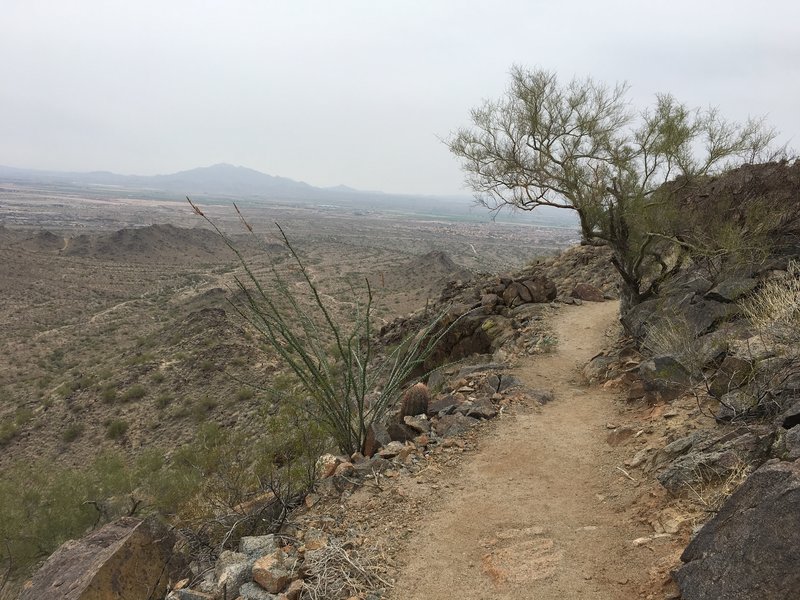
[20,516,181,600]
[675,459,800,599]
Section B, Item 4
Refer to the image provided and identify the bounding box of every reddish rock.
[334,461,354,477]
[571,283,605,302]
[20,517,181,600]
[521,277,557,302]
[252,550,290,594]
[283,579,304,600]
[363,421,391,457]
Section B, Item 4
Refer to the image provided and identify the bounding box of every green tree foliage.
[0,419,325,594]
[449,66,783,310]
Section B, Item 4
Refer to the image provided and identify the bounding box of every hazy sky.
[2,1,798,195]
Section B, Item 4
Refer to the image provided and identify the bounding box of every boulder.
[434,413,479,437]
[502,282,530,307]
[377,440,406,459]
[675,459,800,599]
[583,354,617,383]
[571,283,605,302]
[682,297,741,336]
[715,388,759,421]
[363,422,391,457]
[709,356,755,398]
[657,450,741,494]
[496,374,522,392]
[426,394,461,417]
[480,293,501,313]
[252,549,290,594]
[403,414,431,434]
[464,399,498,420]
[705,277,758,303]
[501,277,556,307]
[239,535,278,557]
[639,355,691,400]
[522,277,557,303]
[238,581,279,600]
[20,516,181,600]
[584,354,618,382]
[784,427,800,460]
[214,550,251,599]
[387,421,417,442]
[527,388,555,404]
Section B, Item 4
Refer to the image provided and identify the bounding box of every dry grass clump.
[686,458,752,517]
[642,310,716,376]
[301,537,393,600]
[741,261,800,341]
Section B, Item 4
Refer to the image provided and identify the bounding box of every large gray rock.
[639,355,691,400]
[705,277,758,303]
[682,297,741,336]
[20,516,181,600]
[434,413,479,437]
[656,449,740,494]
[214,550,252,600]
[709,356,755,398]
[675,459,800,599]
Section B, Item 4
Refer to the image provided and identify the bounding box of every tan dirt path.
[391,301,661,599]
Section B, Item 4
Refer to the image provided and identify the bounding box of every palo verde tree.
[448,66,782,311]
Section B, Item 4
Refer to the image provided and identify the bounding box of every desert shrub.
[54,381,73,398]
[155,394,172,409]
[191,396,218,421]
[105,419,129,440]
[235,387,255,401]
[198,359,216,372]
[121,384,147,402]
[0,421,18,448]
[62,423,84,443]
[152,371,165,384]
[161,417,326,556]
[0,450,165,595]
[100,385,117,404]
[13,408,32,428]
[189,200,457,455]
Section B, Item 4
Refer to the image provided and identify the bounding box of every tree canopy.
[449,66,783,309]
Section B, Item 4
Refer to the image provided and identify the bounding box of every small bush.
[152,372,165,384]
[121,384,147,402]
[198,359,216,373]
[236,387,255,402]
[62,423,84,443]
[100,385,117,404]
[155,394,172,409]
[106,419,129,440]
[191,396,218,422]
[14,408,33,427]
[0,420,19,447]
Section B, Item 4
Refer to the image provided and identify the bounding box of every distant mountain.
[0,163,320,199]
[0,163,579,227]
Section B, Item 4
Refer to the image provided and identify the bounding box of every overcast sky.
[2,1,798,195]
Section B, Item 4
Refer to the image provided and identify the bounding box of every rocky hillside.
[14,161,800,600]
[586,160,800,598]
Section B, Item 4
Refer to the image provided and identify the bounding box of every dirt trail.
[392,301,660,599]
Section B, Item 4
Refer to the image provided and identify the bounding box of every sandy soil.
[391,301,676,599]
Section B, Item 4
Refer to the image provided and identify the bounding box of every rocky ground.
[19,158,800,600]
